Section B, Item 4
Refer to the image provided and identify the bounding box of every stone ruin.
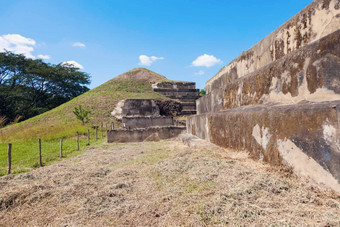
[187,0,340,192]
[107,80,201,143]
[152,81,200,115]
[107,99,185,143]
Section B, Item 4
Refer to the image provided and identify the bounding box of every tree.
[0,51,90,124]
[73,105,91,125]
[199,89,206,96]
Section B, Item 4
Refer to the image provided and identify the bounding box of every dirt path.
[0,139,339,226]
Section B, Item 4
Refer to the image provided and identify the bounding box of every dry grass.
[0,139,339,226]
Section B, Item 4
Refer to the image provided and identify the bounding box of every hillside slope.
[0,68,168,142]
[0,68,169,175]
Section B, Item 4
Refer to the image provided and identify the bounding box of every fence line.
[3,123,107,175]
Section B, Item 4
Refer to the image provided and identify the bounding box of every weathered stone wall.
[122,99,160,117]
[187,101,340,192]
[197,89,224,115]
[206,0,340,94]
[198,30,340,114]
[188,0,340,192]
[107,126,186,143]
[122,116,174,129]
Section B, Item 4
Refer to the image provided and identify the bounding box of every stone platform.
[107,126,186,143]
[122,116,174,129]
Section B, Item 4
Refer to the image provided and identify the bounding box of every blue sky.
[0,0,312,89]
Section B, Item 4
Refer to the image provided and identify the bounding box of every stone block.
[107,126,186,143]
[122,116,174,129]
[122,99,160,116]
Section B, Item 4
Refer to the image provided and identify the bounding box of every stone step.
[178,98,199,103]
[153,88,199,92]
[122,116,174,129]
[153,82,196,90]
[155,91,200,98]
[164,94,200,100]
[182,106,196,111]
[181,110,197,115]
[107,126,186,143]
[187,101,340,192]
[181,102,196,107]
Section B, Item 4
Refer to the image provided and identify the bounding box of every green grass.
[0,130,106,176]
[0,68,169,175]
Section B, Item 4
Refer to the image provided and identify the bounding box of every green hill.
[0,68,169,175]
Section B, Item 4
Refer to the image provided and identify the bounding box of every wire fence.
[1,122,115,176]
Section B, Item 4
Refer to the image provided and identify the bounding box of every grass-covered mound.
[0,68,169,175]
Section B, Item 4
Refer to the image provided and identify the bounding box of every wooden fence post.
[39,138,42,167]
[95,127,98,140]
[87,129,90,145]
[77,131,80,151]
[7,143,11,175]
[60,138,63,158]
[101,122,103,138]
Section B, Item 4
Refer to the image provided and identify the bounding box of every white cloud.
[0,34,36,58]
[72,42,86,48]
[194,70,205,76]
[192,54,222,67]
[138,55,164,66]
[37,54,50,60]
[62,60,84,69]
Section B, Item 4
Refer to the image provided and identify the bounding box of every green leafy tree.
[0,51,90,124]
[199,89,206,96]
[73,105,91,125]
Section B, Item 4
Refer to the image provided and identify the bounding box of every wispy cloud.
[194,70,205,76]
[192,54,222,67]
[72,42,86,48]
[62,60,84,69]
[138,55,164,66]
[37,54,50,60]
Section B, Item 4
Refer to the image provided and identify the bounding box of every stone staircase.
[187,0,340,193]
[152,82,200,115]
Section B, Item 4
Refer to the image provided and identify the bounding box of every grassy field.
[0,68,169,176]
[0,131,106,176]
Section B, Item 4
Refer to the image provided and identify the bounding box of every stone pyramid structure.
[187,0,340,192]
[152,82,200,115]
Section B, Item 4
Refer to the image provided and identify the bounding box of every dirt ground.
[0,139,339,226]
